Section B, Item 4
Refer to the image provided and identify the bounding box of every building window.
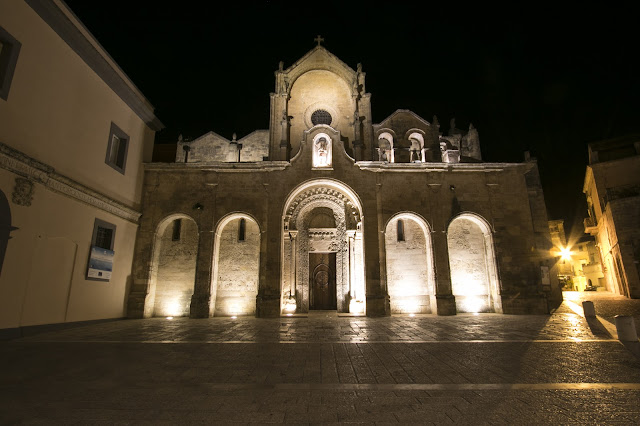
[105,122,129,174]
[311,109,332,126]
[92,219,116,250]
[0,26,22,101]
[238,218,246,242]
[397,219,405,242]
[172,219,182,241]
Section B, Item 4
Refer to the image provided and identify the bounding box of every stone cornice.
[0,142,141,223]
[145,161,291,172]
[25,0,164,131]
[356,161,528,172]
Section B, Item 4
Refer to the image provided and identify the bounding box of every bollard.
[614,315,639,342]
[582,301,596,317]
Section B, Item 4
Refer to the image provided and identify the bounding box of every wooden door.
[309,253,336,310]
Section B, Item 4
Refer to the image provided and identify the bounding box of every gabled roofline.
[284,46,356,75]
[26,0,164,131]
[374,109,432,127]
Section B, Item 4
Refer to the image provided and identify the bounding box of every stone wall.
[448,217,492,313]
[214,218,260,316]
[176,131,269,163]
[385,217,432,314]
[153,218,198,317]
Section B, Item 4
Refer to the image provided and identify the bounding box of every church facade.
[128,44,561,319]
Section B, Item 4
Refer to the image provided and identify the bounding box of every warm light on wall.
[460,296,486,313]
[349,299,365,314]
[283,297,297,313]
[165,299,183,317]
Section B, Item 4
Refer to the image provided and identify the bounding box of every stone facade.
[583,135,640,297]
[130,44,561,318]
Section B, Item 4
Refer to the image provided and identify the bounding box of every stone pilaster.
[432,228,456,316]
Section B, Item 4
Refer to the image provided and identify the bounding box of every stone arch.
[281,179,365,314]
[150,213,199,317]
[384,212,436,314]
[406,130,425,162]
[377,131,395,162]
[447,213,502,313]
[211,212,261,316]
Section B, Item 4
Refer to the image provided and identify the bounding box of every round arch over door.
[281,179,365,315]
[447,213,502,313]
[384,212,436,314]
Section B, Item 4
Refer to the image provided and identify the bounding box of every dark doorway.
[309,252,336,310]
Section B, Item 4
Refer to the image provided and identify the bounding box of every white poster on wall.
[87,246,114,280]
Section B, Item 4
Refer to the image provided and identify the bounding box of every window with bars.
[311,109,332,126]
[91,219,116,250]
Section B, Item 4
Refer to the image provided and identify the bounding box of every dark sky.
[65,1,639,238]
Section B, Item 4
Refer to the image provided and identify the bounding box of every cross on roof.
[314,35,324,46]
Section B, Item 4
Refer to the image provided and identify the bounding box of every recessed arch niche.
[150,214,199,317]
[384,213,436,314]
[447,213,502,313]
[211,213,261,316]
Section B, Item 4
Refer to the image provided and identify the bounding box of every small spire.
[232,133,237,142]
[314,35,324,46]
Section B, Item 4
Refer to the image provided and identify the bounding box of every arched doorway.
[281,179,365,314]
[151,214,199,317]
[385,213,436,314]
[211,213,260,316]
[447,213,502,313]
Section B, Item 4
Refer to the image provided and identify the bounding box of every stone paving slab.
[2,297,640,424]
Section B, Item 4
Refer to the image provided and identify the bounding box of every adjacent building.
[129,43,561,319]
[583,135,640,297]
[0,0,162,337]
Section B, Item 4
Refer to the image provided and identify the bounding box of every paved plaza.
[1,292,640,424]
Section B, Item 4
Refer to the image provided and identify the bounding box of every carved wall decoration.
[12,177,34,206]
[283,185,363,313]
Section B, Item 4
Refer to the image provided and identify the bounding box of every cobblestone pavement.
[2,293,640,424]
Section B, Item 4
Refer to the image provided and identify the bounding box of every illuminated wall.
[287,70,355,157]
[213,217,260,316]
[385,215,434,314]
[448,215,500,313]
[152,217,198,317]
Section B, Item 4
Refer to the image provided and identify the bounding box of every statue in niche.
[409,138,422,162]
[315,137,329,166]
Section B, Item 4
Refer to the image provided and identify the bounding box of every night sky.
[64,1,639,238]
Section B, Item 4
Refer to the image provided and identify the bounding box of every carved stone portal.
[282,186,364,313]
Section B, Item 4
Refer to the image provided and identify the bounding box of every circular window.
[311,109,333,126]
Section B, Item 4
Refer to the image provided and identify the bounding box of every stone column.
[289,231,297,297]
[257,183,281,317]
[363,183,390,317]
[189,182,217,318]
[432,229,456,315]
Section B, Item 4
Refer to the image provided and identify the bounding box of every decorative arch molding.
[284,58,357,99]
[447,212,502,313]
[211,212,261,317]
[148,213,200,317]
[384,212,437,314]
[281,179,365,314]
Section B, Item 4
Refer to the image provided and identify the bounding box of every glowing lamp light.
[559,247,573,261]
[409,313,416,317]
[166,316,173,320]
[165,299,182,317]
[461,296,485,313]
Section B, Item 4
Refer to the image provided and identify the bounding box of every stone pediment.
[375,109,432,130]
[281,46,357,90]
